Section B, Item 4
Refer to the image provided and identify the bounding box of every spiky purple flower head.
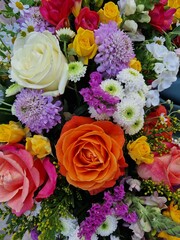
[94,21,135,78]
[13,88,62,133]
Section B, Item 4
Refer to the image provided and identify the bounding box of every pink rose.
[75,7,99,31]
[149,3,176,32]
[0,144,57,216]
[137,145,180,190]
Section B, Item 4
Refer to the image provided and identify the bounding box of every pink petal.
[35,157,57,201]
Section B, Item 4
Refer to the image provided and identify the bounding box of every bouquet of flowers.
[0,0,180,239]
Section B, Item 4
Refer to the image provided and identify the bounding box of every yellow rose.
[129,58,142,72]
[0,121,26,143]
[98,2,122,25]
[25,135,52,158]
[158,231,180,240]
[71,27,97,65]
[127,136,154,165]
[168,0,180,21]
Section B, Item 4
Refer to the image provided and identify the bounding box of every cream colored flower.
[11,31,68,96]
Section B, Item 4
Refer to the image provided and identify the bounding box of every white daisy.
[96,215,118,237]
[20,18,36,33]
[100,79,124,98]
[153,36,166,45]
[68,61,87,82]
[116,68,145,92]
[8,0,29,15]
[113,98,141,127]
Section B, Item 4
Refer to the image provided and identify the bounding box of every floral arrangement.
[0,0,180,239]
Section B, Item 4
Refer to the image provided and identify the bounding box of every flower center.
[15,1,24,10]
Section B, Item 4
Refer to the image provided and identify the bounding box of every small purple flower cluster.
[94,21,135,78]
[78,183,138,239]
[80,72,120,116]
[17,7,55,33]
[13,88,62,134]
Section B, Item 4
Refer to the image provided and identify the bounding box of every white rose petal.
[10,31,68,96]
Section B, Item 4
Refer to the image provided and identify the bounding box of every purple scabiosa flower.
[13,88,62,134]
[94,21,135,78]
[17,6,55,33]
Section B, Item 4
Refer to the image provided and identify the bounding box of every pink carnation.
[137,145,180,190]
[0,144,57,216]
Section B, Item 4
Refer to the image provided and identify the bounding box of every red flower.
[149,3,176,32]
[144,105,172,140]
[75,7,99,31]
[40,0,74,28]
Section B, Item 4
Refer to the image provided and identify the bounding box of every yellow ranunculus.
[127,136,154,165]
[98,1,122,25]
[71,27,97,65]
[158,231,180,240]
[0,121,26,143]
[25,135,52,159]
[168,0,180,21]
[129,58,142,72]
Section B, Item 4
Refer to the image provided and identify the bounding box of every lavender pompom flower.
[13,88,62,133]
[95,21,135,77]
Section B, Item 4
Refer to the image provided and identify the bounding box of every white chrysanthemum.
[113,99,141,127]
[88,107,110,121]
[68,61,87,82]
[110,235,121,240]
[60,217,78,237]
[116,68,145,92]
[125,92,146,108]
[125,116,144,135]
[96,215,118,237]
[56,27,75,41]
[100,79,124,98]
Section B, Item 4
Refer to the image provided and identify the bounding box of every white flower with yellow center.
[68,61,87,82]
[9,0,29,15]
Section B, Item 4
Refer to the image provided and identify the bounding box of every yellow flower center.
[15,1,24,10]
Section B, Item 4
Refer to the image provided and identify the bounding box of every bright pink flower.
[149,4,176,32]
[75,7,99,31]
[137,145,180,190]
[40,0,74,28]
[0,144,57,216]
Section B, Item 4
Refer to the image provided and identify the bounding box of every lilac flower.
[95,21,135,77]
[80,73,120,116]
[30,228,39,240]
[113,184,125,202]
[13,88,62,133]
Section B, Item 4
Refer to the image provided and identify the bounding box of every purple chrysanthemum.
[17,7,55,33]
[13,88,62,133]
[94,21,135,77]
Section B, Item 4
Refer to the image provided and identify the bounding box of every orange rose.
[55,116,127,195]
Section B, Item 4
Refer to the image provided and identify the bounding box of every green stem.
[0,108,11,112]
[0,39,11,54]
[0,101,12,107]
[63,41,69,62]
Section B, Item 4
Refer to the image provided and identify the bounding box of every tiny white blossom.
[146,89,160,107]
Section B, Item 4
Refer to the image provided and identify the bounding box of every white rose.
[10,31,68,96]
